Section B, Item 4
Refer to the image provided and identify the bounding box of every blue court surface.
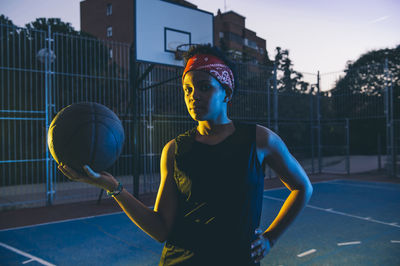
[1,179,399,265]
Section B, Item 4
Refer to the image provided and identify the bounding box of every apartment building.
[80,0,267,64]
[214,9,266,64]
[80,0,196,43]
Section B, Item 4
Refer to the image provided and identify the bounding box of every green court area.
[1,179,399,265]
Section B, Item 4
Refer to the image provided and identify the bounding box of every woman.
[58,44,313,265]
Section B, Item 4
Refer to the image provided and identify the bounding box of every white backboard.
[135,0,214,66]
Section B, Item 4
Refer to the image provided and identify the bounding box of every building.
[80,0,197,44]
[81,0,133,43]
[214,9,267,64]
[80,0,267,64]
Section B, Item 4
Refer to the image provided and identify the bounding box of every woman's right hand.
[58,163,119,192]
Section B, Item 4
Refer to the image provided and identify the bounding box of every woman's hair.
[182,44,239,92]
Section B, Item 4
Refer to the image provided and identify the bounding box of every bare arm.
[255,125,313,245]
[58,139,178,243]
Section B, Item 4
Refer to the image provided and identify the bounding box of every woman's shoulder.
[175,126,197,140]
[232,120,256,131]
[233,121,270,136]
[255,124,283,151]
[173,127,197,155]
[162,139,176,157]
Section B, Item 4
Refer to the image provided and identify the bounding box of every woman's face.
[182,70,229,122]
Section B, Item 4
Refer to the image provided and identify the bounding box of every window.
[109,48,113,59]
[226,32,243,45]
[245,39,258,50]
[107,26,112,37]
[106,4,112,16]
[219,32,224,38]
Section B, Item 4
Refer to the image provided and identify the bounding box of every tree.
[25,17,78,35]
[329,45,400,155]
[274,47,309,94]
[330,45,400,118]
[0,14,14,26]
[271,47,311,125]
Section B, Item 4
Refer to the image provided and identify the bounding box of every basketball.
[47,102,125,174]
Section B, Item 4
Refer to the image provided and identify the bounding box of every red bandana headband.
[182,54,235,91]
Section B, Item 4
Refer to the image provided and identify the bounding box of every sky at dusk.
[1,0,399,89]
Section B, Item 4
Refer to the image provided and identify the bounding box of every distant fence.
[0,23,398,209]
[0,24,133,208]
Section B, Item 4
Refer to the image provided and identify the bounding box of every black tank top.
[159,121,264,266]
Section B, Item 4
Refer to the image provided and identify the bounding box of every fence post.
[267,76,272,179]
[387,59,396,178]
[310,87,315,174]
[317,71,322,174]
[384,58,395,177]
[267,78,271,130]
[384,58,389,175]
[273,63,278,133]
[130,44,140,199]
[377,132,382,170]
[345,118,350,175]
[147,71,154,190]
[45,25,55,206]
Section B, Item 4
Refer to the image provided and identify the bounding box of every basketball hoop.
[174,44,194,61]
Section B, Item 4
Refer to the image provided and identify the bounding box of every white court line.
[23,258,35,264]
[326,179,400,186]
[0,242,56,266]
[321,181,400,191]
[263,195,400,229]
[0,205,159,232]
[309,179,341,184]
[390,240,400,243]
[0,181,337,232]
[297,249,316,257]
[0,211,124,232]
[263,187,285,192]
[262,179,340,192]
[337,241,361,246]
[1,178,394,233]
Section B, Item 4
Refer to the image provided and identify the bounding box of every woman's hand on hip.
[251,232,272,263]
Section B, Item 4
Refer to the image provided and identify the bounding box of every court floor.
[1,179,399,265]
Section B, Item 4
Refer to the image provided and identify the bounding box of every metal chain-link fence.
[1,24,398,209]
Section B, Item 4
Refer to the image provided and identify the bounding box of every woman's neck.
[196,119,233,136]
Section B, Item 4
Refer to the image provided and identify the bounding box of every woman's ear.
[224,86,233,103]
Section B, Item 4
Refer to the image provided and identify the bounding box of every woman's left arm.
[251,125,313,262]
